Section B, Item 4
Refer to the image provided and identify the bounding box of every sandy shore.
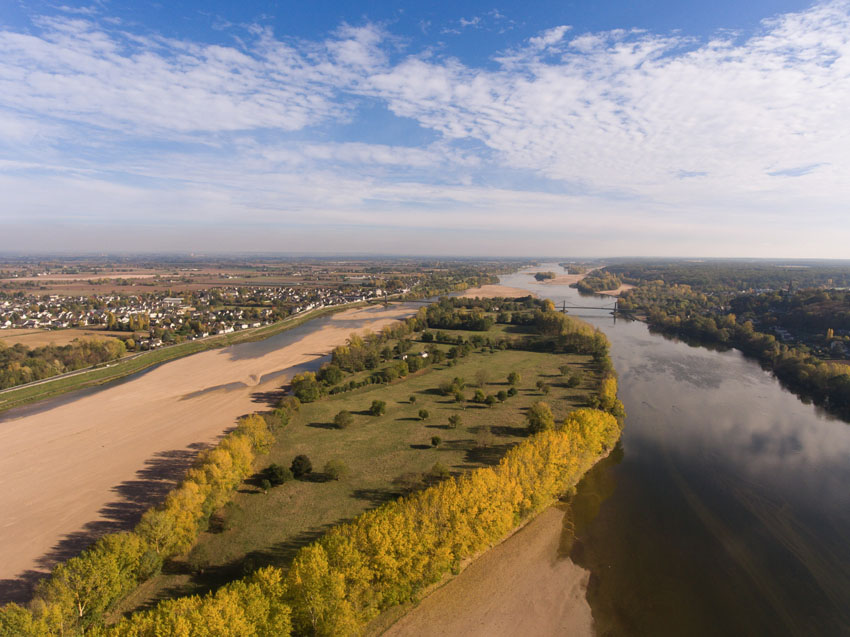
[384,507,593,637]
[0,305,414,601]
[597,284,635,296]
[459,284,535,299]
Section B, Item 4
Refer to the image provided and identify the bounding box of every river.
[500,265,850,636]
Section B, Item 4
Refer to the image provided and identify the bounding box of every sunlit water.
[502,266,850,636]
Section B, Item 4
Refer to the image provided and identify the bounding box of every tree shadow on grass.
[306,421,338,429]
[463,442,519,467]
[350,488,401,507]
[491,424,528,437]
[0,442,210,606]
[409,443,432,450]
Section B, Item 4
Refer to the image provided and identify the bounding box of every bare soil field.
[0,305,414,602]
[383,506,593,637]
[0,328,130,348]
[459,284,536,299]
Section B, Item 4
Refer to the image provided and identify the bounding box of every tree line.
[0,339,126,390]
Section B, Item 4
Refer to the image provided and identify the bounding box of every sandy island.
[459,284,535,299]
[384,506,593,637]
[0,304,415,601]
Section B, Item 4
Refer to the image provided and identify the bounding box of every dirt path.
[384,507,593,637]
[0,305,414,602]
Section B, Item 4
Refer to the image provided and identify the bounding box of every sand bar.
[384,506,593,637]
[0,304,414,601]
[597,284,635,296]
[459,284,535,299]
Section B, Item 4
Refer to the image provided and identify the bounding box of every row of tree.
[0,338,126,390]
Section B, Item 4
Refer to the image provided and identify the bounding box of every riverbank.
[459,283,536,298]
[0,304,416,602]
[0,302,363,415]
[381,506,593,637]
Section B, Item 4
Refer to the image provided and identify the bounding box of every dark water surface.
[503,266,850,636]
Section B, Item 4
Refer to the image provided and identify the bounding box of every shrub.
[567,371,583,388]
[429,462,450,480]
[260,479,272,493]
[484,395,497,407]
[448,414,462,429]
[266,463,293,486]
[369,400,387,416]
[333,410,353,429]
[507,387,518,397]
[409,395,417,404]
[324,459,349,481]
[559,364,571,376]
[497,390,508,402]
[430,436,442,447]
[507,371,521,386]
[473,389,486,403]
[418,409,430,421]
[290,455,313,479]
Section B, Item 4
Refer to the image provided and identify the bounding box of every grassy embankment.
[118,320,599,614]
[0,303,366,415]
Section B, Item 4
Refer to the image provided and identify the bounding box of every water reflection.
[502,266,850,636]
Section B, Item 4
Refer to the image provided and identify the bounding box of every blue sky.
[1,0,848,256]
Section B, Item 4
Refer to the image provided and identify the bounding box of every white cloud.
[528,25,571,50]
[1,3,849,255]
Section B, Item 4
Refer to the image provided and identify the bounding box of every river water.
[501,266,850,636]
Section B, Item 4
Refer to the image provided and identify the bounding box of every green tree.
[369,400,386,416]
[265,463,293,486]
[333,410,353,429]
[430,436,442,447]
[418,409,430,421]
[508,371,521,386]
[448,414,462,429]
[291,455,313,479]
[526,401,555,433]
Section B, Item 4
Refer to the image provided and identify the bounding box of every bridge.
[558,299,619,312]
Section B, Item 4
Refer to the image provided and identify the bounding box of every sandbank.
[0,304,414,601]
[459,284,535,299]
[597,284,635,296]
[384,506,593,637]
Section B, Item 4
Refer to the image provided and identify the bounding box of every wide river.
[503,265,850,636]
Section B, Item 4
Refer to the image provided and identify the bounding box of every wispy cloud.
[0,2,849,255]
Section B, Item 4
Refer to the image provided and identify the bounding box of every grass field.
[119,332,598,613]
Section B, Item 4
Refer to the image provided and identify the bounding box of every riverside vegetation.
[597,260,850,419]
[0,296,623,636]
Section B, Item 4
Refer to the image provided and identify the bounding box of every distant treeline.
[605,260,850,294]
[0,339,126,390]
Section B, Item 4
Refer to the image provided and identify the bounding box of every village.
[0,282,404,351]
